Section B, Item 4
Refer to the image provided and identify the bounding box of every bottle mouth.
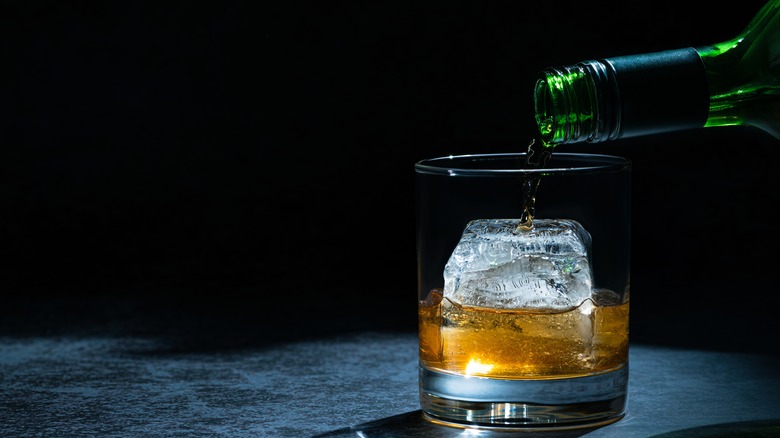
[534,63,613,146]
[534,67,595,146]
[533,77,557,147]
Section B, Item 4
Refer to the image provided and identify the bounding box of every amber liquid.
[419,289,629,379]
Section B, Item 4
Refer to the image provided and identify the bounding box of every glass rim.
[414,152,631,176]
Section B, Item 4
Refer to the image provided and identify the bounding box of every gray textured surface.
[1,332,779,437]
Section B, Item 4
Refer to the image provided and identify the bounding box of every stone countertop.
[2,328,780,437]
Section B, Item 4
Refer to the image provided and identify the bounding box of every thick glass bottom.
[419,365,628,430]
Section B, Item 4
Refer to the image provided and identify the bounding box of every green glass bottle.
[533,0,780,147]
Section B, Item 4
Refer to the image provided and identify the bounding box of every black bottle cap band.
[604,47,709,139]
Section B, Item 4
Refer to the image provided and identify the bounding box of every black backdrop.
[4,0,779,354]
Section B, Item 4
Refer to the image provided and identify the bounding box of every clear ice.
[443,218,594,310]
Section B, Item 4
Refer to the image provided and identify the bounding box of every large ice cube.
[443,218,593,309]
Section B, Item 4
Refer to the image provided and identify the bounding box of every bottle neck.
[535,48,710,146]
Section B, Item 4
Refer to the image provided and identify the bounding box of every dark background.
[3,1,779,355]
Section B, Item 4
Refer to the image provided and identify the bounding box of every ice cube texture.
[443,218,593,310]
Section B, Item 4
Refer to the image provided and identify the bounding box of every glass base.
[419,365,628,430]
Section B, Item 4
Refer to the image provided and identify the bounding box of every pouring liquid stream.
[517,138,552,232]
